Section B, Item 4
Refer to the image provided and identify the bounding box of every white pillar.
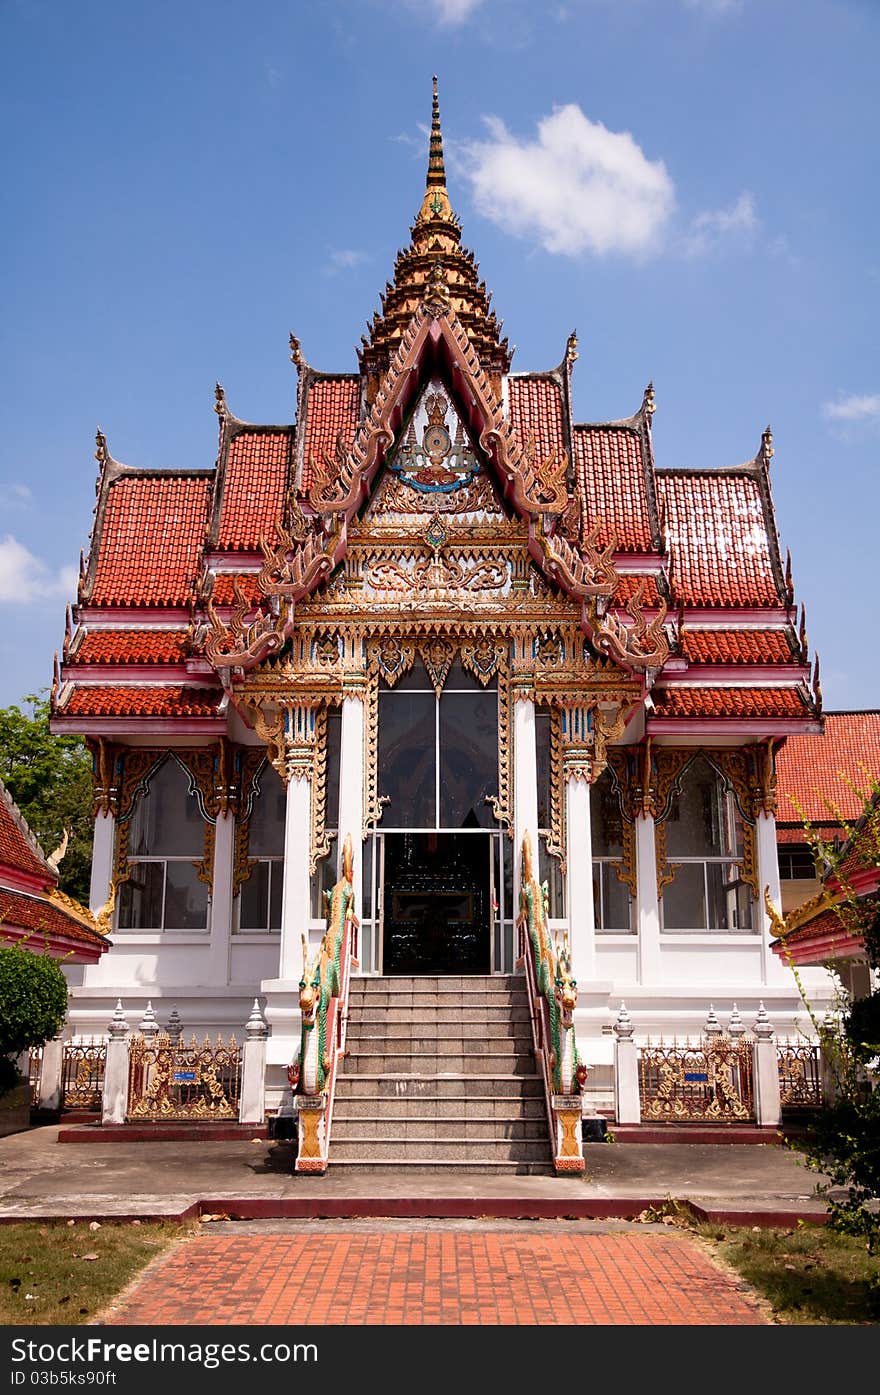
[565,773,595,983]
[613,1004,641,1125]
[513,696,539,907]
[239,999,268,1126]
[337,694,364,923]
[752,1002,781,1128]
[279,773,312,980]
[635,814,662,984]
[756,809,788,986]
[37,1034,65,1112]
[101,1001,130,1126]
[208,812,235,985]
[89,811,115,914]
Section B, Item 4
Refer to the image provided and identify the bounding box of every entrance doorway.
[381,833,491,975]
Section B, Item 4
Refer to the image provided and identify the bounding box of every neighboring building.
[0,779,109,966]
[775,711,880,914]
[50,84,830,1110]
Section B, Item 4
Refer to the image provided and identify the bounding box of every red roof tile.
[656,473,780,607]
[508,377,566,465]
[652,686,808,719]
[779,905,863,947]
[681,630,795,665]
[301,378,360,492]
[217,430,291,551]
[0,784,49,882]
[613,574,663,608]
[64,686,222,718]
[210,573,263,606]
[91,476,210,606]
[574,426,654,552]
[74,631,189,665]
[0,889,106,951]
[775,712,880,826]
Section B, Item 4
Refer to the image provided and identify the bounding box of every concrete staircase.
[330,975,553,1173]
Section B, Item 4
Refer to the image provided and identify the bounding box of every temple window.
[660,756,753,932]
[117,757,209,932]
[591,769,633,933]
[377,661,498,831]
[238,763,285,933]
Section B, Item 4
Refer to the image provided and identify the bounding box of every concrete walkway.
[0,1124,832,1225]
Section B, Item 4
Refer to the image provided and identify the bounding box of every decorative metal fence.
[638,1037,755,1123]
[777,1040,823,1110]
[126,1034,241,1121]
[28,1047,42,1106]
[61,1039,107,1110]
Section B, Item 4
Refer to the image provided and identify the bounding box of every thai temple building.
[50,82,831,1118]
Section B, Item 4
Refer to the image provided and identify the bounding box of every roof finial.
[416,76,454,225]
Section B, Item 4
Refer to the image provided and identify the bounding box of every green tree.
[0,692,92,905]
[785,787,880,1256]
[0,943,68,1094]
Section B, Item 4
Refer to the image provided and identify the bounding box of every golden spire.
[416,76,455,226]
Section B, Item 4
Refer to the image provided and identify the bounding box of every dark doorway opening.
[382,833,490,975]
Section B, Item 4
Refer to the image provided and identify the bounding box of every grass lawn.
[0,1220,196,1326]
[0,1215,876,1326]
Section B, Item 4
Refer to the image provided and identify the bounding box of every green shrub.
[0,944,68,1094]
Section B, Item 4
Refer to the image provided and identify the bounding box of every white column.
[208,812,235,985]
[101,1002,130,1126]
[565,773,595,983]
[337,693,365,924]
[89,812,115,914]
[37,1034,65,1112]
[635,813,662,984]
[513,695,539,908]
[613,1004,641,1125]
[239,999,268,1126]
[756,808,788,986]
[752,1002,781,1128]
[279,772,312,980]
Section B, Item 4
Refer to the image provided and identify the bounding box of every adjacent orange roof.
[0,889,106,951]
[91,475,210,606]
[63,686,222,718]
[74,631,190,665]
[508,376,566,465]
[574,426,654,552]
[775,711,880,826]
[681,630,794,665]
[613,574,663,609]
[652,686,807,719]
[0,783,49,882]
[657,472,780,607]
[216,430,291,551]
[300,377,360,492]
[210,573,263,606]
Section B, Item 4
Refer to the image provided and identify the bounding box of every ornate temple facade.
[51,84,828,1109]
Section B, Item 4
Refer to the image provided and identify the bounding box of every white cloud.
[685,191,758,255]
[822,394,880,423]
[0,482,32,509]
[460,105,675,258]
[0,536,76,604]
[430,0,484,23]
[325,249,370,274]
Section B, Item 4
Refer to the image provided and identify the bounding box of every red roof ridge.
[0,778,53,880]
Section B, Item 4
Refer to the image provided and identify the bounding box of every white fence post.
[751,1001,781,1129]
[613,1003,641,1126]
[101,1001,130,1126]
[37,1034,65,1112]
[239,999,268,1126]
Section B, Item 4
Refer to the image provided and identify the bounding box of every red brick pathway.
[104,1230,769,1325]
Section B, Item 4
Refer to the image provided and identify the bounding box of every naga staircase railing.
[516,833,587,1173]
[288,833,359,1173]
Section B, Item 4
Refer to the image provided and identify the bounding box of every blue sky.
[1,0,877,711]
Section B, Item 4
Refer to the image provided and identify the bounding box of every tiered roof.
[774,711,880,844]
[51,82,821,747]
[0,781,109,961]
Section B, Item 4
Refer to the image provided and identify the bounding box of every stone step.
[341,1051,536,1075]
[334,1074,544,1100]
[331,1117,548,1142]
[332,1094,547,1120]
[347,993,529,1011]
[329,1137,551,1162]
[327,1160,555,1175]
[345,1022,533,1042]
[350,976,523,993]
[351,1006,532,1024]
